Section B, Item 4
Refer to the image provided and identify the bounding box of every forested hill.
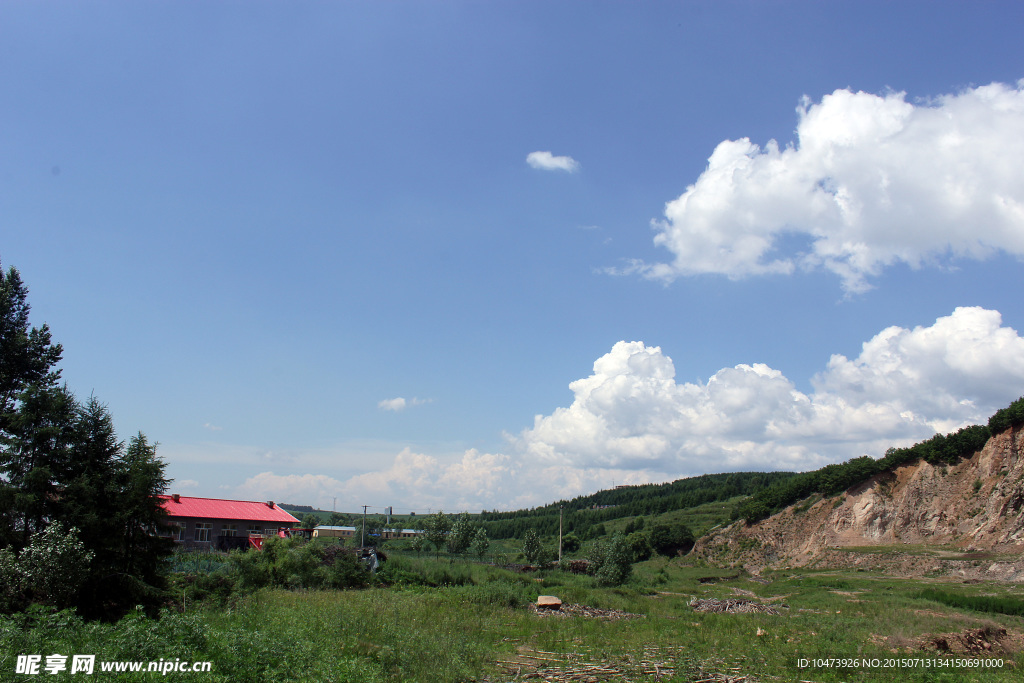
[478,471,795,540]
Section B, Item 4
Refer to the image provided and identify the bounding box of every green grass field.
[3,551,1021,682]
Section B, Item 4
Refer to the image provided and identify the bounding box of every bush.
[14,523,94,611]
[327,549,371,589]
[626,532,652,563]
[276,539,327,588]
[170,569,237,607]
[561,533,581,554]
[229,546,272,591]
[648,523,695,556]
[588,533,633,587]
[228,536,371,592]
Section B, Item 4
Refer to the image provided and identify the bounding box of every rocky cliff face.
[694,426,1024,579]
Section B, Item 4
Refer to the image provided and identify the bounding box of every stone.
[537,595,562,610]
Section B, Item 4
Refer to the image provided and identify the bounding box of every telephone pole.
[558,505,564,563]
[361,505,369,547]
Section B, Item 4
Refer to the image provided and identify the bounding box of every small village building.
[383,529,422,539]
[158,494,300,550]
[312,525,357,539]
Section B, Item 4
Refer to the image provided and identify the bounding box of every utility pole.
[558,505,564,563]
[361,505,369,547]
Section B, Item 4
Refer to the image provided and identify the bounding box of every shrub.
[648,523,695,556]
[173,569,236,607]
[626,532,652,563]
[227,536,371,592]
[229,546,272,591]
[561,532,581,554]
[18,523,93,610]
[589,533,632,587]
[327,549,371,589]
[276,539,327,588]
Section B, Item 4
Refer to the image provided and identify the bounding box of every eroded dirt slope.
[694,426,1024,579]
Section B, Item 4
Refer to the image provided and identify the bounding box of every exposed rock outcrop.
[694,426,1024,579]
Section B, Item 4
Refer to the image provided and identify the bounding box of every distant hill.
[479,471,796,540]
[280,504,316,514]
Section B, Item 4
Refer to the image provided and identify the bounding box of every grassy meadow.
[3,548,1022,682]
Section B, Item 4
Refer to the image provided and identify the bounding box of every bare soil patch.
[917,626,1024,655]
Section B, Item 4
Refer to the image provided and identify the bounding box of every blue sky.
[3,2,1024,513]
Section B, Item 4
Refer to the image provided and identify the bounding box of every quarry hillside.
[694,425,1024,580]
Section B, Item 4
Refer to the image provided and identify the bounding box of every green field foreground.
[3,554,1022,682]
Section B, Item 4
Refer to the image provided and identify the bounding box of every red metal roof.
[158,495,300,524]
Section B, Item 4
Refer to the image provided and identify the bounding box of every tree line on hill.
[732,398,1024,523]
[477,471,795,540]
[0,262,172,619]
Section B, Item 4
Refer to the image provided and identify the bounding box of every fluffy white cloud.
[242,448,517,512]
[630,81,1024,292]
[378,397,429,412]
[526,150,580,172]
[514,308,1024,477]
[378,397,407,411]
[812,307,1024,430]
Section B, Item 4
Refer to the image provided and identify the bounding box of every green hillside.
[479,471,795,540]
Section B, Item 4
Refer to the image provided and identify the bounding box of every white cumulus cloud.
[526,150,580,172]
[237,448,518,513]
[629,81,1024,292]
[513,307,1024,478]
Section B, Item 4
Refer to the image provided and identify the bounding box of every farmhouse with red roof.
[158,494,300,550]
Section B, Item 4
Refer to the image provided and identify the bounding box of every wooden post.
[361,505,368,547]
[558,505,563,563]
